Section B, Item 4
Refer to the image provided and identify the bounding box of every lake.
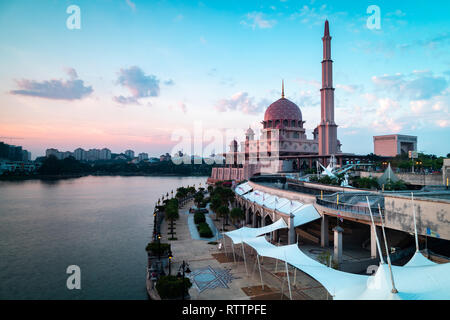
[0,175,206,299]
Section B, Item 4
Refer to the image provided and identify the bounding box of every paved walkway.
[160,200,329,300]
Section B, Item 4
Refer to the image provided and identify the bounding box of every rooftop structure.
[373,134,417,157]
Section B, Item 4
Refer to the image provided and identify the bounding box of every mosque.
[209,20,361,184]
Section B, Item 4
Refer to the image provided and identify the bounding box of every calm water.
[0,175,206,300]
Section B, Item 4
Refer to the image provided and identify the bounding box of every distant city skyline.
[1,0,449,159]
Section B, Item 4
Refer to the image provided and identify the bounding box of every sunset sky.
[1,0,449,159]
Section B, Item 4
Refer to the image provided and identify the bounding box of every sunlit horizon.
[1,0,449,159]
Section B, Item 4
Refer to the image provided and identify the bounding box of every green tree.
[210,195,222,221]
[217,205,230,230]
[230,207,245,226]
[165,198,179,239]
[194,191,204,207]
[156,275,192,299]
[352,177,379,189]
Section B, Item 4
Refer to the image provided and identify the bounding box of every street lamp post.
[168,250,173,275]
[157,233,161,261]
[177,261,191,300]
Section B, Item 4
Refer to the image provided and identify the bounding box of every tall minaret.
[318,20,338,156]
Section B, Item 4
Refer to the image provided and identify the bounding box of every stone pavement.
[160,200,329,300]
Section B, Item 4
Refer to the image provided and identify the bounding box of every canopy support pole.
[257,254,264,290]
[240,233,248,276]
[378,204,398,294]
[411,193,419,252]
[274,238,280,273]
[242,243,248,276]
[293,268,297,287]
[231,243,236,264]
[252,253,258,276]
[284,254,292,300]
[366,196,385,264]
[223,233,227,258]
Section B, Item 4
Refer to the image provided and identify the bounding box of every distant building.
[74,148,86,161]
[100,148,112,160]
[138,152,148,162]
[373,134,417,157]
[125,150,135,159]
[46,148,62,159]
[0,160,36,175]
[20,150,31,161]
[149,157,160,163]
[45,148,74,160]
[86,149,100,161]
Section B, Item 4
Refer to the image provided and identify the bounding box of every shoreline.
[0,173,210,181]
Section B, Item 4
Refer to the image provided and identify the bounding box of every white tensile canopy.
[292,204,321,227]
[225,218,288,244]
[239,236,450,300]
[235,182,253,196]
[230,184,450,300]
[224,204,321,244]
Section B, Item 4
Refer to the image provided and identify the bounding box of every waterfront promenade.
[159,199,329,300]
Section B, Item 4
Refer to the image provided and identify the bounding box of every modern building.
[125,150,135,159]
[0,142,32,163]
[138,152,149,162]
[86,149,100,161]
[100,148,112,160]
[373,134,418,157]
[74,148,86,161]
[45,148,64,159]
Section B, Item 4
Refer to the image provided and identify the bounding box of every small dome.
[246,127,255,136]
[264,98,302,122]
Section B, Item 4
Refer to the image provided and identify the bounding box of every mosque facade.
[209,20,345,184]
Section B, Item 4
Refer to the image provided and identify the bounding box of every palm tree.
[230,207,245,227]
[210,195,222,221]
[165,199,179,239]
[194,191,204,207]
[217,205,229,231]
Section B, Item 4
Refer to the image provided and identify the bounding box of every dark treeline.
[36,155,213,176]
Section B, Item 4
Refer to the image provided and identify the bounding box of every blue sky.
[0,0,449,158]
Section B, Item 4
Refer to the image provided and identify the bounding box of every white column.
[321,215,329,247]
[288,214,296,245]
[371,225,383,259]
[333,226,343,265]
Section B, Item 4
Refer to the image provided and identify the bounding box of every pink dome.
[264,98,302,122]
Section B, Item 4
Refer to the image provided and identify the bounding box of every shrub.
[194,212,206,224]
[352,177,379,189]
[156,275,192,299]
[317,251,339,269]
[199,199,208,208]
[198,222,213,238]
[145,242,171,256]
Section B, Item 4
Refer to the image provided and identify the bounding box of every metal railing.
[316,198,384,217]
